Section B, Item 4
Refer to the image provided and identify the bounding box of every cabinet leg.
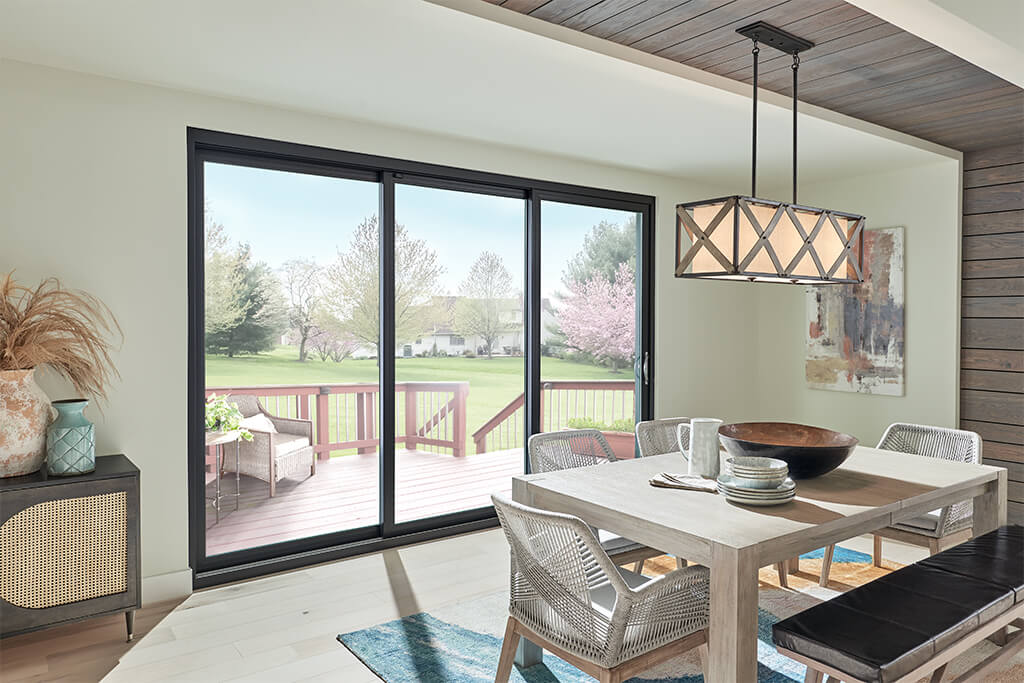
[125,610,135,642]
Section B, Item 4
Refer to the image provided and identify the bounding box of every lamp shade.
[675,196,865,284]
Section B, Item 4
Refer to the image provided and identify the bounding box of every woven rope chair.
[220,394,316,497]
[635,418,691,458]
[492,494,709,683]
[528,430,665,574]
[871,423,983,562]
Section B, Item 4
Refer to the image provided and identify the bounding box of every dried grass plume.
[1,272,123,401]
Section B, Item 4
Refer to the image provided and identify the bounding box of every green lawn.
[206,346,632,455]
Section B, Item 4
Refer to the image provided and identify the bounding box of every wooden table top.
[512,446,1004,565]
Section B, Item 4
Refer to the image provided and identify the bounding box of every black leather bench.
[772,525,1024,683]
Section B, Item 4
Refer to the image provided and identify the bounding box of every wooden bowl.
[718,422,858,479]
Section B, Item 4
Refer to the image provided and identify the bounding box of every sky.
[204,161,639,303]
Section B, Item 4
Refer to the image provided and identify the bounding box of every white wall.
[752,161,962,445]
[1,59,762,600]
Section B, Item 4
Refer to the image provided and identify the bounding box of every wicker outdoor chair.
[871,423,983,559]
[635,417,691,458]
[528,430,666,574]
[221,394,316,497]
[492,494,709,683]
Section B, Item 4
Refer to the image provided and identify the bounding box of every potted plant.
[0,273,122,477]
[567,417,638,460]
[204,394,252,441]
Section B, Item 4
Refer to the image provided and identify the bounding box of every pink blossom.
[558,262,635,368]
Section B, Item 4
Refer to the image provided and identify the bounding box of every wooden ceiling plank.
[625,0,783,53]
[966,145,1024,171]
[500,0,554,11]
[718,20,906,79]
[964,211,1024,236]
[531,0,607,23]
[688,5,874,72]
[907,108,1024,139]
[849,92,1024,134]
[809,62,991,109]
[584,0,700,40]
[562,0,648,30]
[656,0,849,65]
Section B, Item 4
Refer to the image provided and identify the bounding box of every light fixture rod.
[792,53,799,205]
[751,39,759,197]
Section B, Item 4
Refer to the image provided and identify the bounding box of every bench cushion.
[772,525,1022,683]
[919,525,1024,602]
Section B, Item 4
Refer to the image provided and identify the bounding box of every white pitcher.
[686,418,723,479]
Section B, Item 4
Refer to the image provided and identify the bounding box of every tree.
[205,242,288,357]
[204,216,246,339]
[282,259,322,362]
[563,218,637,287]
[309,319,359,363]
[454,251,515,358]
[557,261,635,371]
[322,215,444,357]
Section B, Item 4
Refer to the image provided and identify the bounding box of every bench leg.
[928,663,946,682]
[803,668,824,683]
[676,556,687,569]
[819,545,835,588]
[633,560,645,574]
[872,534,883,568]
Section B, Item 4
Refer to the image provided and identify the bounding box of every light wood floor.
[206,448,522,555]
[0,530,930,683]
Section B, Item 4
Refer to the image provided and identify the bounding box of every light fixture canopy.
[676,22,865,285]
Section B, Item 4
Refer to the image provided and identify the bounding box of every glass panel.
[539,201,641,461]
[202,162,379,556]
[393,184,526,523]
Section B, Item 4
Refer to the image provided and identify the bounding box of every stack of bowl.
[717,456,795,506]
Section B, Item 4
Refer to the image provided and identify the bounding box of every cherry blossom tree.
[558,261,635,371]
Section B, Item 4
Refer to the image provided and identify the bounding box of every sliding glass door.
[188,129,653,584]
[538,200,644,457]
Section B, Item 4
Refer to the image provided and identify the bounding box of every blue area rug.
[337,547,873,682]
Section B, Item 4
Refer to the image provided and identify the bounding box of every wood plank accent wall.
[961,143,1024,523]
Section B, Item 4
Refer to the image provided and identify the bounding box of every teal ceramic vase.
[46,399,95,476]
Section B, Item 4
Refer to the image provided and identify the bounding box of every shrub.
[566,417,635,433]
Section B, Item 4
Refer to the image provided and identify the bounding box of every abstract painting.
[806,227,904,395]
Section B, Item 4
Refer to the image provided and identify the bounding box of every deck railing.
[206,382,469,458]
[472,379,635,453]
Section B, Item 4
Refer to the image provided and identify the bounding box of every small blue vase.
[46,399,95,476]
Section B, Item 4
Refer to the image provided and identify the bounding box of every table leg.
[514,637,543,668]
[215,443,222,524]
[973,470,1007,536]
[235,440,240,511]
[708,544,759,683]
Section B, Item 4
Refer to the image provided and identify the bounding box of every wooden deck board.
[205,448,522,556]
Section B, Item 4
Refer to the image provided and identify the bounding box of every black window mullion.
[525,192,542,473]
[379,173,397,533]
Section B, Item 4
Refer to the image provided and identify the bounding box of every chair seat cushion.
[919,525,1024,602]
[597,529,646,554]
[271,433,310,458]
[893,509,940,532]
[773,527,1023,683]
[590,566,652,617]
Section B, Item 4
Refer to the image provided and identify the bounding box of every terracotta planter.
[0,368,53,477]
[602,430,637,460]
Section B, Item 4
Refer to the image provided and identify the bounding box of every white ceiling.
[0,0,950,186]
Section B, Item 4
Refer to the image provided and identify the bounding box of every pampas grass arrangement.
[0,272,123,400]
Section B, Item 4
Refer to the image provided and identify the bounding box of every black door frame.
[187,128,655,587]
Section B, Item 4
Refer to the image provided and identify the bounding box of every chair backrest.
[528,429,615,473]
[635,418,691,458]
[491,494,626,641]
[877,423,982,465]
[224,393,262,418]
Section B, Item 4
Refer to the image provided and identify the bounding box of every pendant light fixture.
[675,22,865,284]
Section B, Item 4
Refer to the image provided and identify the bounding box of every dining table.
[510,445,1007,683]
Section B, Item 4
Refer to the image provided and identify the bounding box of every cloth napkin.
[649,472,719,493]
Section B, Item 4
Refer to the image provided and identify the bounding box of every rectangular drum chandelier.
[675,22,865,285]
